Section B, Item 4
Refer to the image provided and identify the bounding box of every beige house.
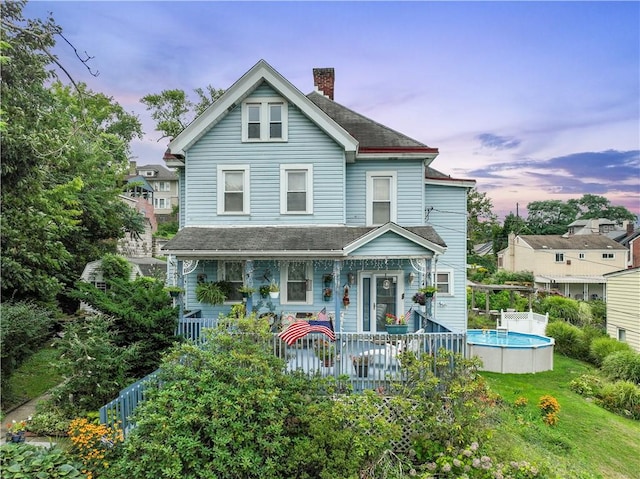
[498,234,628,300]
[127,161,179,223]
[605,267,640,352]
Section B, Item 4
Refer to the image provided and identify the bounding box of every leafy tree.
[570,194,637,223]
[1,2,144,306]
[141,85,225,140]
[526,199,580,234]
[492,212,528,254]
[467,188,498,253]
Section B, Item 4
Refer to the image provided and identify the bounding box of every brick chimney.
[313,68,335,100]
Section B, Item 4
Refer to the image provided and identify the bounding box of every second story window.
[217,165,250,215]
[602,253,615,260]
[280,165,313,214]
[366,172,397,226]
[242,99,288,142]
[555,253,564,263]
[155,181,170,192]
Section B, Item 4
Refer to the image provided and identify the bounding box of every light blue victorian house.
[162,59,474,337]
[101,60,475,429]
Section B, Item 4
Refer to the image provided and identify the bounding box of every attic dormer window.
[242,98,288,142]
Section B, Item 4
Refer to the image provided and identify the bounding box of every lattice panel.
[339,396,423,453]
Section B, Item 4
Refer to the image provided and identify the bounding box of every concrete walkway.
[1,395,57,447]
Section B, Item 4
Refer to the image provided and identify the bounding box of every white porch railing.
[498,309,549,336]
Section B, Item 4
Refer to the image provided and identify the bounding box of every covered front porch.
[163,223,451,334]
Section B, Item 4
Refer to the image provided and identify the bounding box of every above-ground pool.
[466,329,555,374]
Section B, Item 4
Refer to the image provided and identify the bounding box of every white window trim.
[555,252,565,263]
[435,269,454,296]
[602,253,615,260]
[217,261,244,304]
[280,164,313,214]
[280,261,313,305]
[217,165,250,215]
[366,171,397,226]
[241,97,288,142]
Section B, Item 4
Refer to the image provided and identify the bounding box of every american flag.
[404,308,413,324]
[278,308,335,345]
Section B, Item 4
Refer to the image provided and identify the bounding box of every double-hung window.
[154,198,168,209]
[280,165,313,214]
[155,181,170,192]
[366,172,397,226]
[435,271,452,295]
[217,165,250,215]
[219,261,243,303]
[602,253,615,260]
[242,99,288,141]
[555,253,564,263]
[281,261,312,304]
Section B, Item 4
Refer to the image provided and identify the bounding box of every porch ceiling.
[161,225,446,258]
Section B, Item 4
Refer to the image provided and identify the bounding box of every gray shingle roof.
[520,235,627,250]
[163,225,446,256]
[307,92,437,152]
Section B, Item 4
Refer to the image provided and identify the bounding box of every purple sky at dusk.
[24,1,640,219]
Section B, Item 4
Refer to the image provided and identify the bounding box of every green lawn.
[3,346,62,412]
[481,354,640,479]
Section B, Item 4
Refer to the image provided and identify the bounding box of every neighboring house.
[117,194,157,258]
[161,60,474,334]
[616,227,640,268]
[604,267,640,352]
[126,161,179,223]
[567,218,624,236]
[497,233,628,300]
[79,256,166,311]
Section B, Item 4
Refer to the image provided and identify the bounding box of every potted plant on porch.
[238,285,256,300]
[313,339,336,367]
[259,284,271,298]
[385,313,408,334]
[164,285,184,298]
[268,281,280,299]
[195,281,227,306]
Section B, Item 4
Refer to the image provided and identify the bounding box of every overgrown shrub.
[601,350,640,384]
[0,301,56,408]
[589,336,632,366]
[0,443,84,478]
[545,321,587,359]
[51,314,139,414]
[537,296,581,324]
[105,316,400,479]
[569,375,602,397]
[70,274,179,377]
[597,381,640,420]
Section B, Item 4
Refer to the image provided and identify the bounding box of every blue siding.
[350,232,435,257]
[345,159,424,226]
[183,84,346,226]
[425,184,469,332]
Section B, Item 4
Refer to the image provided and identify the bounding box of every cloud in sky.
[22,1,640,219]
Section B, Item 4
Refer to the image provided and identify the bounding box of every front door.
[359,273,400,332]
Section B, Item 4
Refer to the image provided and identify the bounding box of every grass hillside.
[481,354,640,479]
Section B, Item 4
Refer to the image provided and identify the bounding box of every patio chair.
[358,328,425,370]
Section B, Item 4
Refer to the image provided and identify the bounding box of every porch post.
[332,260,342,332]
[245,260,254,313]
[173,255,184,318]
